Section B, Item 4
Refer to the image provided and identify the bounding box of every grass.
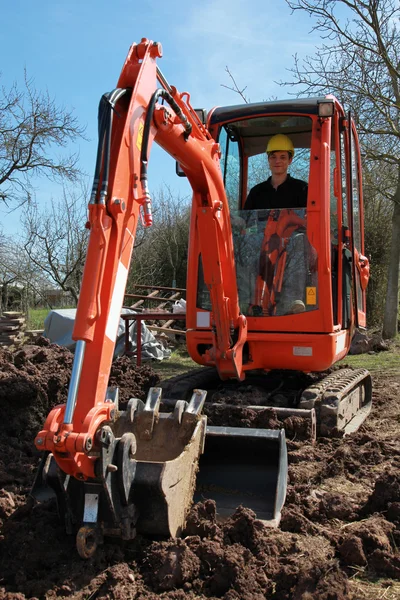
[152,345,198,380]
[349,578,400,600]
[27,308,51,331]
[338,335,400,374]
[27,307,76,331]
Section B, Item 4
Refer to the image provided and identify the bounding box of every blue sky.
[0,0,322,234]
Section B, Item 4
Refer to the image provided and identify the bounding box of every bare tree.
[282,0,400,337]
[0,232,21,313]
[362,156,394,324]
[153,189,190,288]
[128,188,190,290]
[22,185,89,304]
[0,232,42,314]
[0,72,85,207]
[221,67,250,103]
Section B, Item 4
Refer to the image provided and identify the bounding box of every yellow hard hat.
[266,134,295,157]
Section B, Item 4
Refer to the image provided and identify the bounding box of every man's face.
[268,151,292,176]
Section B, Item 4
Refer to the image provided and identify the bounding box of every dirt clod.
[338,534,367,566]
[362,469,400,514]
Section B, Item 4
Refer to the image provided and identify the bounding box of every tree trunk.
[3,281,8,311]
[22,286,29,317]
[382,169,400,339]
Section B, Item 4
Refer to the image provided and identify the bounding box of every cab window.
[218,126,241,212]
[219,115,312,206]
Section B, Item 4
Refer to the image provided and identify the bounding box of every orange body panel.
[187,327,351,372]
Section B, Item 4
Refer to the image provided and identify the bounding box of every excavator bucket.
[32,386,288,557]
[161,384,288,525]
[123,389,207,537]
[160,375,289,524]
[196,426,287,525]
[31,388,208,557]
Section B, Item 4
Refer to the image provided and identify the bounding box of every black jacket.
[244,175,308,210]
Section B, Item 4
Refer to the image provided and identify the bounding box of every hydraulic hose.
[140,88,192,196]
[90,88,129,205]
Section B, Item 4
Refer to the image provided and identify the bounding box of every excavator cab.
[186,98,370,373]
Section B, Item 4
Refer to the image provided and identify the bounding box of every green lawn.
[27,307,76,331]
[27,308,51,331]
[152,346,198,379]
[339,335,400,374]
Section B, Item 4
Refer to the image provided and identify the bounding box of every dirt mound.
[338,516,400,578]
[0,340,75,497]
[108,355,161,406]
[0,339,160,444]
[184,498,220,538]
[0,340,160,525]
[0,344,399,599]
[141,504,349,600]
[142,537,202,592]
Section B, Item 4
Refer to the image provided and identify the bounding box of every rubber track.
[299,368,355,408]
[299,368,372,435]
[160,367,372,437]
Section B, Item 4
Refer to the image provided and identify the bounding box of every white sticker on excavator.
[197,311,210,328]
[335,331,347,355]
[106,261,128,342]
[293,346,313,356]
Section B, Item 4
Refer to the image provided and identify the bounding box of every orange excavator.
[33,39,371,558]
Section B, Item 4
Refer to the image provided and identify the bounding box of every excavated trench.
[0,339,399,599]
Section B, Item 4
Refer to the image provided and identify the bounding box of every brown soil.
[0,339,399,599]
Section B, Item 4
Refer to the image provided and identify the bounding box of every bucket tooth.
[180,389,208,440]
[187,389,208,415]
[136,387,162,440]
[173,399,189,425]
[126,397,145,423]
[117,432,137,505]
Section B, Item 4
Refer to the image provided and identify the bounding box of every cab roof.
[209,97,331,125]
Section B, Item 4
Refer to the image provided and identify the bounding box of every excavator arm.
[35,39,249,490]
[32,40,285,562]
[149,75,247,380]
